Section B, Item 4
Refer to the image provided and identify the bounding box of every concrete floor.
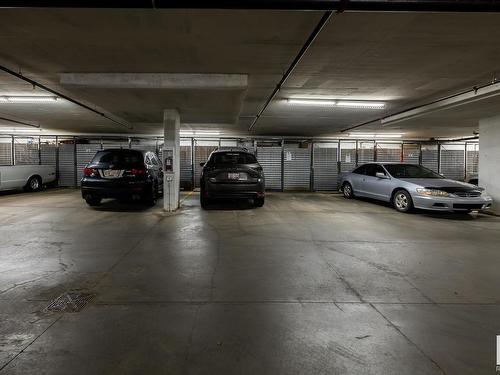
[1,189,500,374]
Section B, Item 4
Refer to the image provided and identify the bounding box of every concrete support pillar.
[163,109,180,211]
[479,115,500,213]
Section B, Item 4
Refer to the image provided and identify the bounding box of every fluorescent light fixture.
[287,98,385,109]
[180,130,221,137]
[349,133,403,138]
[287,99,336,106]
[337,101,385,109]
[0,96,59,103]
[0,127,41,133]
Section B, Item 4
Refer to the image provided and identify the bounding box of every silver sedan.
[339,163,493,213]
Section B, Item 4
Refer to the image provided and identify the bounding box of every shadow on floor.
[354,196,486,221]
[86,198,159,213]
[201,198,259,211]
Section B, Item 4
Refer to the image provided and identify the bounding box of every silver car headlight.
[416,188,450,197]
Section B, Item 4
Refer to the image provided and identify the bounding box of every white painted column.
[479,114,500,214]
[163,109,180,211]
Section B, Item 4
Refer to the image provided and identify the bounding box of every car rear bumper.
[412,194,493,211]
[204,181,265,199]
[81,179,151,199]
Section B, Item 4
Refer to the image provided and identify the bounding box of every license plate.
[102,169,121,178]
[227,172,247,181]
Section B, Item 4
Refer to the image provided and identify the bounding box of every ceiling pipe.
[0,64,132,130]
[341,80,500,133]
[248,10,335,131]
[0,115,39,128]
[2,0,500,11]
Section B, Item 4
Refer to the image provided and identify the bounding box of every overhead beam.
[0,64,133,130]
[381,82,500,126]
[0,114,39,128]
[3,0,500,11]
[60,73,248,90]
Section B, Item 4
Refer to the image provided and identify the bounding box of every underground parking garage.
[1,2,500,374]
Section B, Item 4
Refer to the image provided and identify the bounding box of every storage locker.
[256,144,282,190]
[313,142,338,191]
[284,143,311,191]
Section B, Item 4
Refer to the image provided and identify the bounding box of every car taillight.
[84,167,96,177]
[129,168,146,175]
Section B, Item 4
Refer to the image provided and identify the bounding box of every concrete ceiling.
[0,9,500,138]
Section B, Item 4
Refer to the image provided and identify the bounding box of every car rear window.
[91,150,143,165]
[212,152,257,165]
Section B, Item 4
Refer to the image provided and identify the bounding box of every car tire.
[342,182,354,199]
[392,189,413,213]
[254,197,265,207]
[143,183,157,207]
[85,195,101,206]
[26,176,42,192]
[200,190,210,209]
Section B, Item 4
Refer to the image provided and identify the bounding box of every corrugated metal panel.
[0,138,12,166]
[40,143,57,167]
[102,141,127,150]
[194,141,218,188]
[402,143,420,164]
[14,138,39,165]
[339,141,356,172]
[180,144,193,190]
[76,143,101,186]
[376,143,401,162]
[58,142,76,187]
[421,144,439,172]
[466,143,479,181]
[284,143,310,191]
[358,141,374,165]
[313,142,338,191]
[440,143,465,181]
[256,145,282,190]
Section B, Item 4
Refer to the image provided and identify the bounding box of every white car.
[0,165,56,192]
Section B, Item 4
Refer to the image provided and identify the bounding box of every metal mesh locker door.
[256,145,282,190]
[421,144,439,172]
[40,139,57,168]
[357,141,374,165]
[313,142,338,191]
[14,137,39,165]
[58,142,76,187]
[466,143,479,181]
[0,137,12,165]
[440,143,465,181]
[194,140,218,188]
[76,143,102,186]
[402,143,420,164]
[284,143,311,191]
[340,141,356,172]
[376,143,401,162]
[180,140,193,190]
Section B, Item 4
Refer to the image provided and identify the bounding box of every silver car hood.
[398,178,477,189]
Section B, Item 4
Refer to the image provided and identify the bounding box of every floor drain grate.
[45,291,95,313]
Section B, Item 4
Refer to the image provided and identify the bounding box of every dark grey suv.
[199,148,265,208]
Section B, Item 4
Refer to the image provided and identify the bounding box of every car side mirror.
[199,162,205,167]
[376,172,388,179]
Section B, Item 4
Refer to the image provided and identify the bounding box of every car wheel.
[85,195,101,206]
[342,182,354,199]
[26,176,42,192]
[143,183,157,207]
[254,197,265,207]
[393,189,413,213]
[200,190,210,209]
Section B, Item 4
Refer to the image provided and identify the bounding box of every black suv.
[200,148,265,208]
[81,149,163,206]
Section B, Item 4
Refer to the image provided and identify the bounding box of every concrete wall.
[479,115,500,213]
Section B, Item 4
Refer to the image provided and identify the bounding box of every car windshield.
[212,152,257,165]
[91,150,143,165]
[384,164,443,179]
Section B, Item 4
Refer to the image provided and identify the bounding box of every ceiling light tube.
[0,96,59,103]
[337,101,385,109]
[287,99,336,106]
